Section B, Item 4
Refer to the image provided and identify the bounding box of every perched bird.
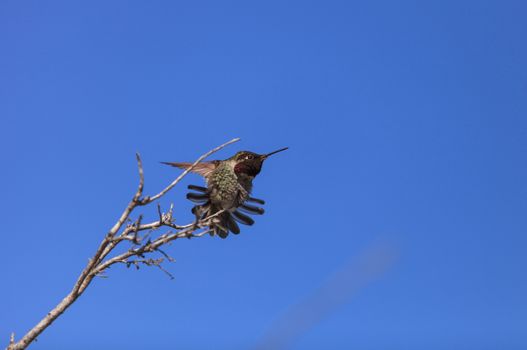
[162,147,288,238]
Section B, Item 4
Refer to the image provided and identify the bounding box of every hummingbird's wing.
[246,197,265,205]
[232,210,255,226]
[187,184,208,192]
[186,192,209,204]
[239,203,265,215]
[160,161,218,178]
[223,212,240,235]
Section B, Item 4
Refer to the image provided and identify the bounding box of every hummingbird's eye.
[246,154,254,160]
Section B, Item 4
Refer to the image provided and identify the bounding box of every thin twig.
[141,138,240,205]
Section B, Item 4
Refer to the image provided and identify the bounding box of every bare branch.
[6,139,239,350]
[157,248,175,262]
[119,257,175,279]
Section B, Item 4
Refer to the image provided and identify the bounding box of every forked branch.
[6,138,240,350]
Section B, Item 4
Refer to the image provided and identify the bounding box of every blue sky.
[1,1,526,349]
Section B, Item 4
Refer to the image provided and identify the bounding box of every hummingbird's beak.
[261,147,289,160]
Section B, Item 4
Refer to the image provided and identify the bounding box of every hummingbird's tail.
[186,185,265,239]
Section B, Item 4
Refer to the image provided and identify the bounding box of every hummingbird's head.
[232,147,288,177]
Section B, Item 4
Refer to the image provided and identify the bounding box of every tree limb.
[6,138,239,350]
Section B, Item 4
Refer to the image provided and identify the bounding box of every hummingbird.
[161,147,288,238]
